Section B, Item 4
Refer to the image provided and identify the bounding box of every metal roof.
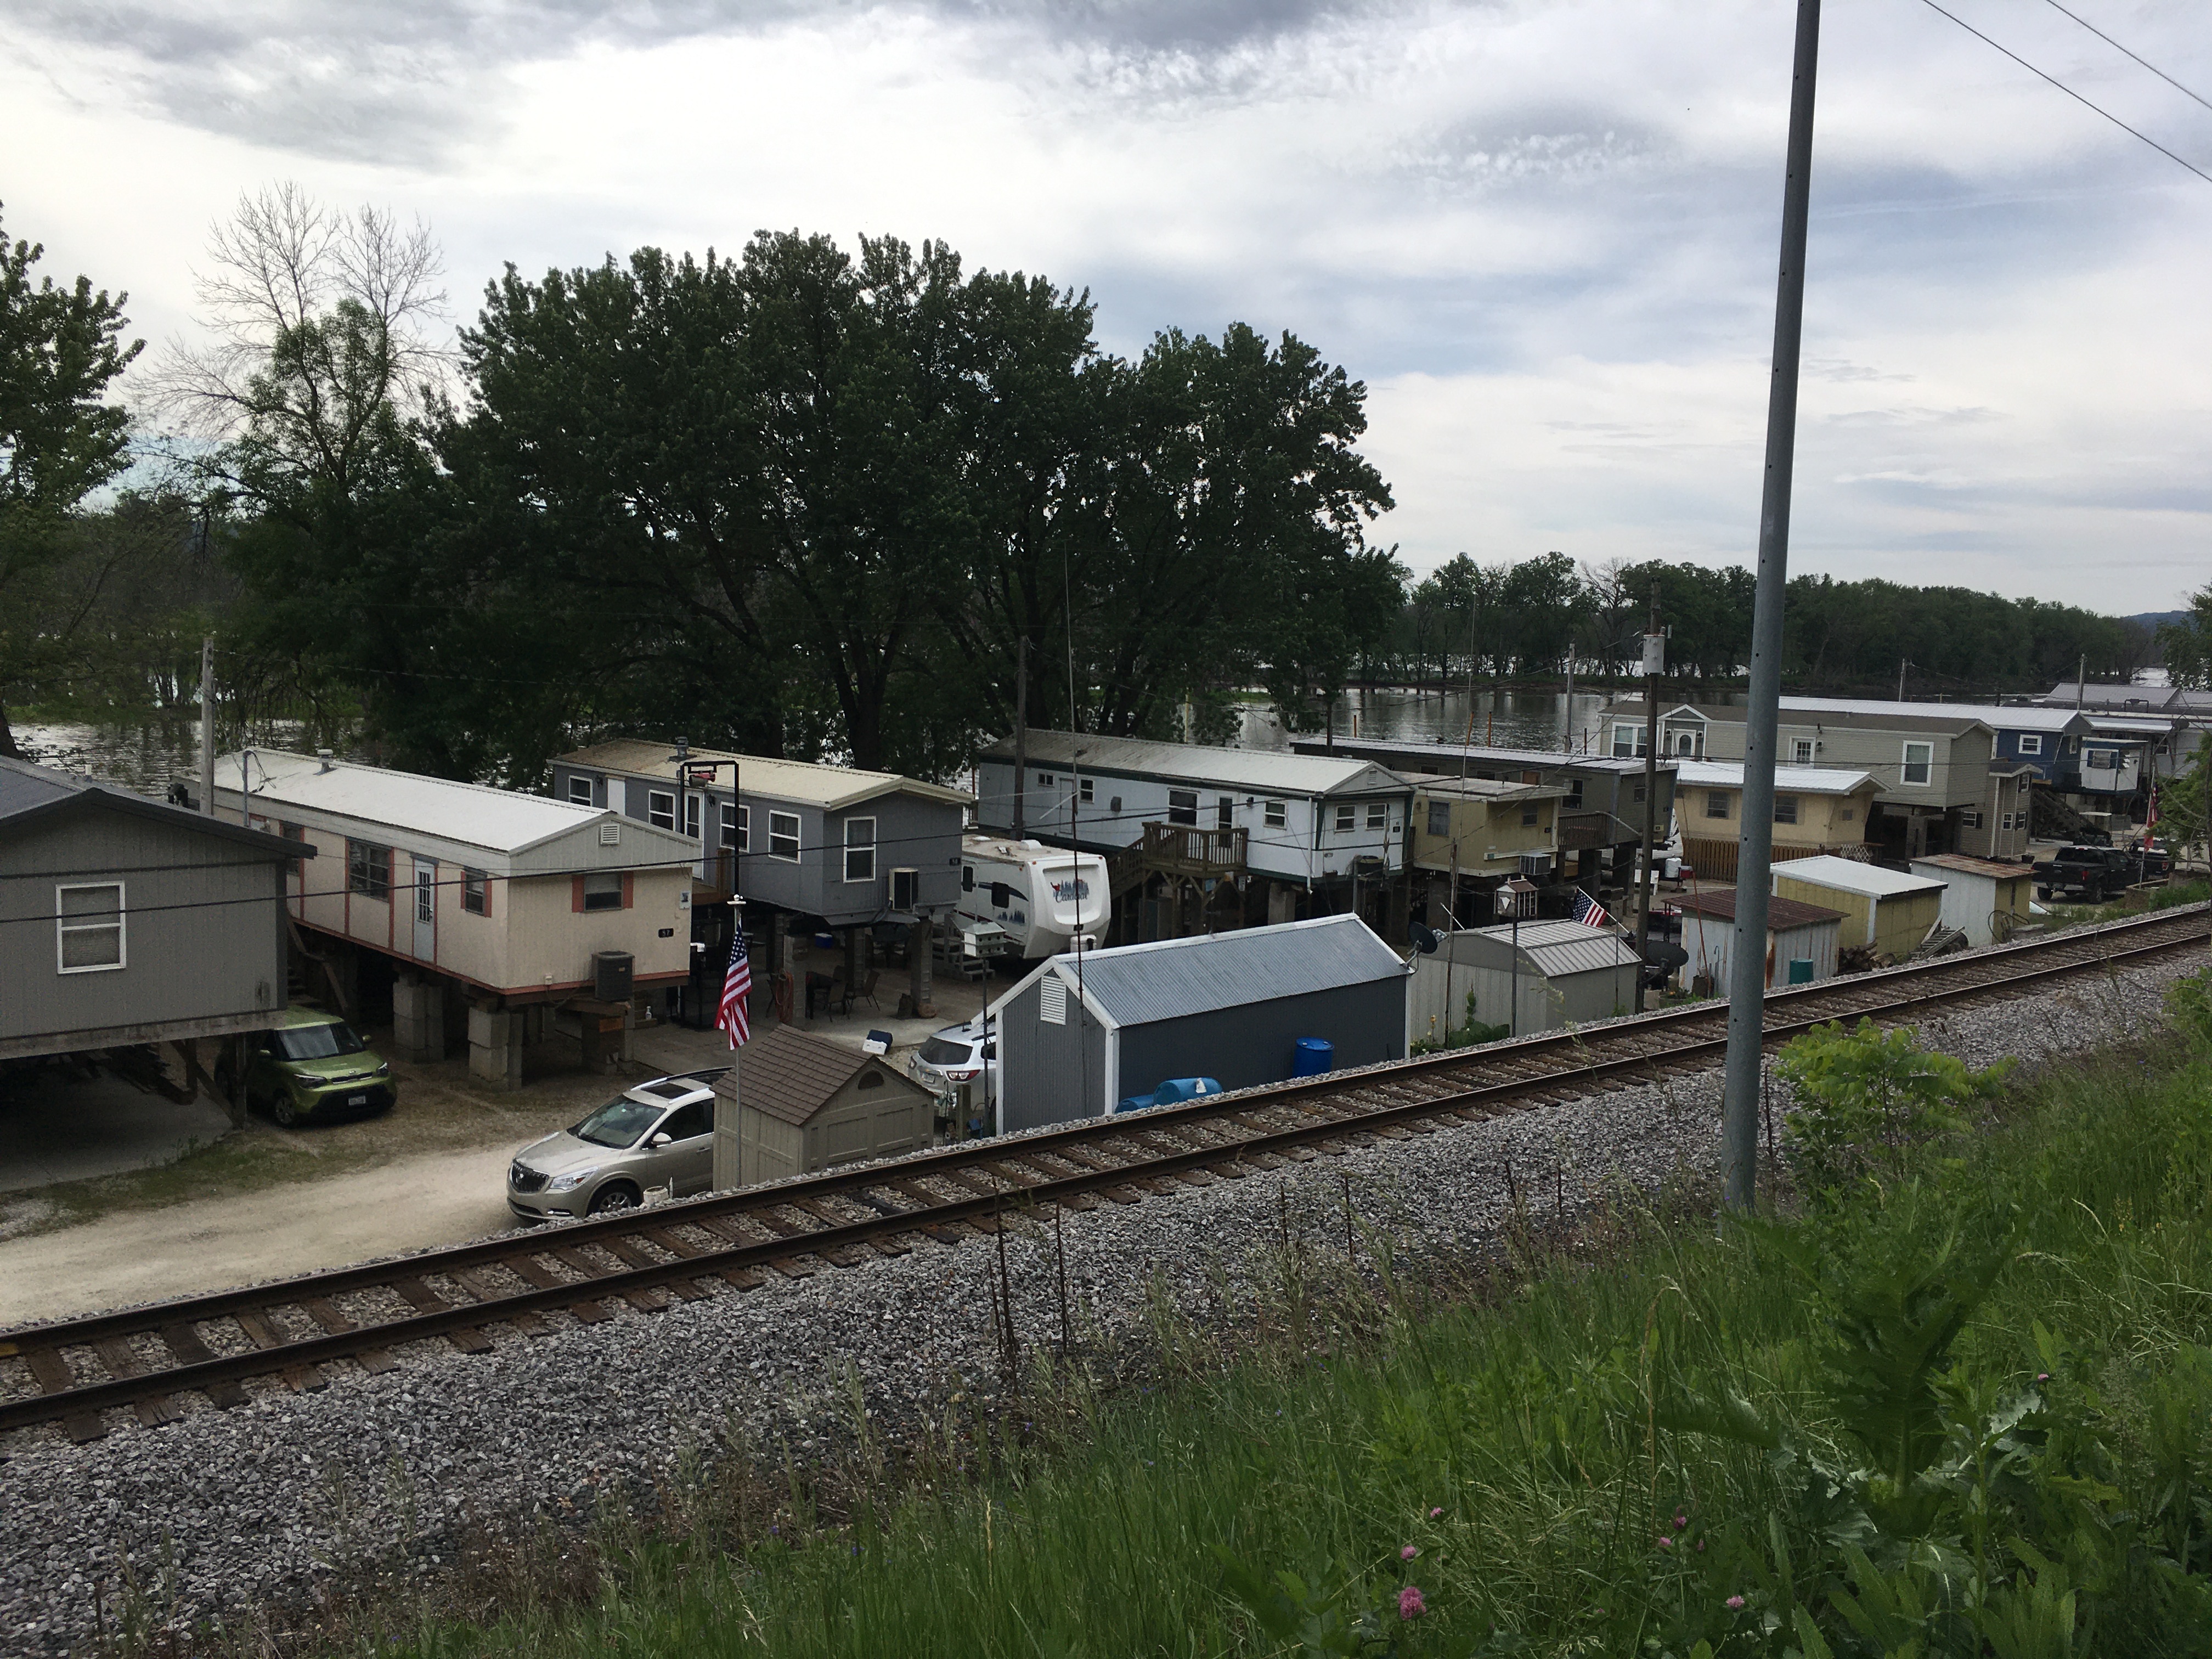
[1909,854,2035,883]
[981,730,1408,797]
[1779,696,2090,732]
[559,740,972,810]
[993,913,1405,1030]
[213,751,695,864]
[1402,774,1568,801]
[0,755,305,860]
[1465,917,1642,978]
[1673,759,1877,796]
[1289,736,1657,776]
[1602,698,1995,736]
[1673,888,1844,928]
[1771,854,1945,898]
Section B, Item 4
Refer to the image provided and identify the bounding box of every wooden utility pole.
[1012,634,1029,838]
[198,636,216,817]
[1633,596,1662,1014]
[1721,0,1822,1213]
[1897,658,1908,701]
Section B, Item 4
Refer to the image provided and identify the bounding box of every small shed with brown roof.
[1909,853,2035,948]
[711,1024,940,1189]
[1674,886,1846,996]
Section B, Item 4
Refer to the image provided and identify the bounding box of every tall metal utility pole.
[1720,0,1822,1214]
[198,636,216,817]
[1012,634,1029,838]
[1897,658,1908,701]
[1633,597,1663,1014]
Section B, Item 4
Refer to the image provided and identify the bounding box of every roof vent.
[600,823,621,845]
[316,748,335,773]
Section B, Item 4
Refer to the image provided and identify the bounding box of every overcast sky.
[4,0,2208,611]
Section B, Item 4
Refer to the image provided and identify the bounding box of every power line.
[2040,0,2212,116]
[1917,0,2212,187]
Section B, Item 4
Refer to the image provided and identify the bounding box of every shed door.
[412,857,436,961]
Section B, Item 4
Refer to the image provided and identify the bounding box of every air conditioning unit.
[592,950,634,1002]
[891,867,919,912]
[1519,852,1553,880]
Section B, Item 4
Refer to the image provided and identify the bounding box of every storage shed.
[1673,888,1843,995]
[1909,854,2035,947]
[712,1024,939,1189]
[990,914,1408,1132]
[1409,919,1641,1041]
[1771,854,1946,960]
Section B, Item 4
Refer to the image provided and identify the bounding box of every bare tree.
[150,183,448,505]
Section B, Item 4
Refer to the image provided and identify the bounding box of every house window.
[1706,790,1731,820]
[684,794,701,839]
[2085,748,2115,770]
[1334,805,1355,832]
[1673,731,1696,756]
[769,811,800,860]
[582,872,624,912]
[347,840,391,901]
[1080,778,1094,804]
[1792,739,1815,765]
[1426,801,1451,837]
[56,882,125,973]
[1037,771,1055,787]
[1366,802,1386,830]
[844,817,877,882]
[1264,800,1286,829]
[1773,794,1799,825]
[462,869,489,916]
[2017,733,2043,756]
[1611,724,1643,758]
[720,802,747,851]
[1167,789,1198,826]
[1901,742,1934,786]
[1960,809,1984,830]
[1520,805,1539,827]
[1566,780,1584,807]
[415,869,434,926]
[1839,808,1856,823]
[1632,782,1645,804]
[567,775,594,805]
[647,790,676,831]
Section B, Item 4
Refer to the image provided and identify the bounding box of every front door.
[412,857,436,961]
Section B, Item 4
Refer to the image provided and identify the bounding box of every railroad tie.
[389,1276,495,1351]
[302,1297,398,1373]
[158,1324,248,1408]
[450,1269,549,1337]
[506,1253,610,1324]
[92,1339,179,1429]
[234,1310,329,1391]
[24,1348,106,1443]
[596,1236,701,1304]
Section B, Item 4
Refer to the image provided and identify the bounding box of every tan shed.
[713,1024,939,1190]
[1770,853,1946,961]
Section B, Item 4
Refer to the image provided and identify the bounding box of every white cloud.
[2,0,2208,607]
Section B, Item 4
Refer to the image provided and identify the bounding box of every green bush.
[1776,1018,2008,1201]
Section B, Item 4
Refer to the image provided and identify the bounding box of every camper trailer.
[958,834,1109,960]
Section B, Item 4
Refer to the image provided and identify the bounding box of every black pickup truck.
[2033,843,2169,902]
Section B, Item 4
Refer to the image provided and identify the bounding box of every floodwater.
[13,719,351,797]
[1237,686,1622,755]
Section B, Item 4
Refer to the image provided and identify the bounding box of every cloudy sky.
[4,0,2208,610]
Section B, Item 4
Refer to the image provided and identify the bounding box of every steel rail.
[3,903,2204,1439]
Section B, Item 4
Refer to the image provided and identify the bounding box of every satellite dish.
[1408,922,1442,956]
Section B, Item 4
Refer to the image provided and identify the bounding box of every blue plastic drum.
[1293,1037,1334,1077]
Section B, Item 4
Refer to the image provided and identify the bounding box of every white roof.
[213,750,697,871]
[982,729,1406,797]
[1673,759,1876,796]
[1771,854,1945,899]
[559,740,971,810]
[1779,696,2086,732]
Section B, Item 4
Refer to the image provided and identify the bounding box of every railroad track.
[5,903,2206,1446]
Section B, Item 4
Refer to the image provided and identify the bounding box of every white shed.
[1674,888,1844,996]
[1410,918,1641,1042]
[1909,854,2036,947]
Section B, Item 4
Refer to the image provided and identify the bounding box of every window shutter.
[622,873,634,909]
[572,874,585,913]
[1040,975,1067,1025]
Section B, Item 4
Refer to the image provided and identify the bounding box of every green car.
[247,1007,398,1126]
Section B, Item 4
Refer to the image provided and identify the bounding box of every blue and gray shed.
[989,913,1409,1133]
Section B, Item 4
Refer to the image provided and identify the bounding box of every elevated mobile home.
[1672,759,1878,881]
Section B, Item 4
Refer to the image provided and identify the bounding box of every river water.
[13,719,352,797]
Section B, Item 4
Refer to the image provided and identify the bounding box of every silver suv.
[506,1069,727,1222]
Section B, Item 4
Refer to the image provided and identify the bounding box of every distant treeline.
[1368,554,2157,695]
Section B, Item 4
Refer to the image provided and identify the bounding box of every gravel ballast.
[2,937,2203,1654]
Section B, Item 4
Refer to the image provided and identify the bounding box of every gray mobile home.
[1,757,304,1063]
[990,914,1409,1132]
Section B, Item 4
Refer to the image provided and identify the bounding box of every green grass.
[170,1021,2212,1659]
[2045,876,2210,927]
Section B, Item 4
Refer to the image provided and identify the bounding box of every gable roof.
[980,730,1407,797]
[1673,759,1879,796]
[213,751,698,869]
[712,1023,929,1126]
[1465,917,1643,977]
[1909,853,2035,883]
[1772,854,1946,898]
[1673,888,1844,929]
[1600,698,1994,737]
[0,755,306,861]
[994,913,1405,1029]
[558,740,972,811]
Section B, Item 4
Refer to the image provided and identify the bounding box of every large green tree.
[0,205,142,755]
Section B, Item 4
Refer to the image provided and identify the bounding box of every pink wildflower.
[1401,1545,1420,1561]
[1399,1585,1426,1620]
[1656,1536,1673,1549]
[1674,1513,1688,1530]
[1429,1506,1444,1519]
[1726,1595,1746,1611]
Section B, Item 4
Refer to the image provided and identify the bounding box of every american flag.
[1570,889,1610,929]
[716,924,752,1048]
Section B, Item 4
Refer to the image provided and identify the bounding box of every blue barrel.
[1787,958,1815,985]
[1293,1037,1334,1077]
